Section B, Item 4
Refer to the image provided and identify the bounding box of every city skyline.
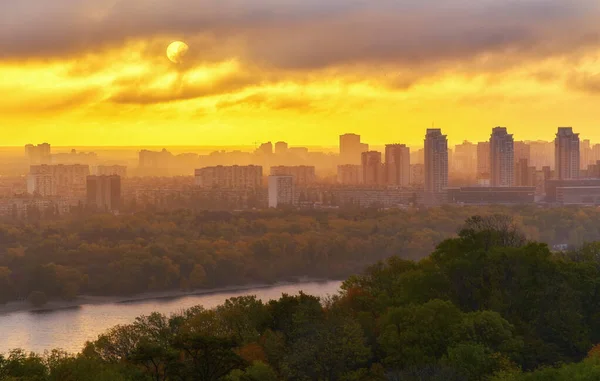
[2,1,600,146]
[7,125,600,152]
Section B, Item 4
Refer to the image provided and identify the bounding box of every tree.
[281,316,370,381]
[225,361,278,381]
[27,291,48,308]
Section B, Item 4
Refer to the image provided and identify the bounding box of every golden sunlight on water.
[0,281,341,354]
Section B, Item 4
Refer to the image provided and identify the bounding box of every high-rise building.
[361,151,383,186]
[194,165,263,189]
[268,175,294,208]
[27,164,90,198]
[87,175,121,212]
[257,142,273,155]
[555,127,580,180]
[515,159,536,187]
[340,134,369,164]
[385,144,410,186]
[270,166,316,185]
[139,149,173,175]
[454,141,477,176]
[274,141,288,155]
[25,143,51,165]
[95,165,127,178]
[581,139,592,170]
[477,142,490,177]
[593,144,600,164]
[529,140,555,169]
[337,165,362,185]
[490,127,514,187]
[410,164,425,187]
[514,141,531,164]
[424,129,448,204]
[26,167,54,197]
[410,148,425,165]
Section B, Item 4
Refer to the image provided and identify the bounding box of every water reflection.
[0,281,341,354]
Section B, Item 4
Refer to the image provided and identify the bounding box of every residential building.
[447,187,535,205]
[257,142,273,155]
[340,134,369,164]
[529,140,554,169]
[87,175,122,212]
[410,164,424,186]
[194,165,263,189]
[139,149,173,175]
[337,165,362,185]
[385,144,410,186]
[270,166,316,185]
[25,143,51,165]
[555,127,580,180]
[95,165,127,178]
[477,142,490,178]
[490,127,514,187]
[268,175,294,208]
[361,151,383,186]
[514,141,531,164]
[424,129,449,204]
[515,159,536,187]
[454,141,477,176]
[27,164,90,198]
[274,141,288,155]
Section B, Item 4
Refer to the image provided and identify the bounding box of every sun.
[166,41,189,64]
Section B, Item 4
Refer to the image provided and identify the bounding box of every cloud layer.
[2,0,600,70]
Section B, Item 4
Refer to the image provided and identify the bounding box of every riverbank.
[0,277,338,316]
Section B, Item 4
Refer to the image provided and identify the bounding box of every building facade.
[340,134,369,165]
[361,151,383,186]
[424,129,449,204]
[477,141,491,178]
[87,175,122,212]
[385,144,410,186]
[454,141,477,176]
[268,175,294,208]
[490,127,515,187]
[337,165,362,185]
[96,165,127,178]
[555,127,580,180]
[25,143,51,165]
[270,166,316,186]
[27,164,90,199]
[194,165,263,189]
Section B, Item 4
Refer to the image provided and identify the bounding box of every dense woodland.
[4,215,600,380]
[3,206,600,304]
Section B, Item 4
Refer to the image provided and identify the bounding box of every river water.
[0,281,342,355]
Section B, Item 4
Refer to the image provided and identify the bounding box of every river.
[0,281,342,355]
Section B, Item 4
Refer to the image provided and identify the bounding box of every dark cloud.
[217,92,319,112]
[109,71,258,105]
[0,88,101,114]
[568,72,600,94]
[2,0,600,72]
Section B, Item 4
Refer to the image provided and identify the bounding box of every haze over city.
[6,1,600,380]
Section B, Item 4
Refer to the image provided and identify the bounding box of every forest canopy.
[4,214,600,380]
[1,205,600,304]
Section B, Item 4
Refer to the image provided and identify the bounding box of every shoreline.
[0,278,340,316]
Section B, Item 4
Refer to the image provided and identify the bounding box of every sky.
[2,0,600,146]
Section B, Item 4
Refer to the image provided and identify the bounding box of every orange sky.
[2,0,600,146]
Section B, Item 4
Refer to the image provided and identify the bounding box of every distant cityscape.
[2,126,600,218]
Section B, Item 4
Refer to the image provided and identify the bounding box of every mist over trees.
[3,206,600,304]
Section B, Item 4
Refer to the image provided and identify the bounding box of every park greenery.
[3,205,600,305]
[3,214,600,379]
